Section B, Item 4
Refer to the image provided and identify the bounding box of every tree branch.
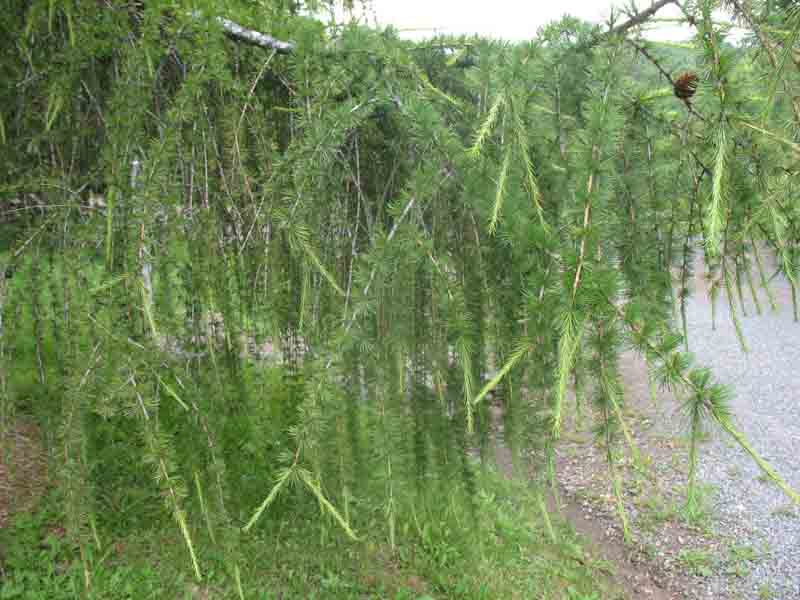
[607,0,678,39]
[216,17,295,54]
[626,38,674,85]
[580,0,678,51]
[725,0,800,123]
[216,2,673,57]
[625,38,707,121]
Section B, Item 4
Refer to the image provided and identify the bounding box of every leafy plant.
[677,548,716,577]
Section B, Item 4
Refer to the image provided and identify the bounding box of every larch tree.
[1,0,799,589]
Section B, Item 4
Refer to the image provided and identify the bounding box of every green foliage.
[677,547,715,577]
[3,0,800,595]
[1,473,614,599]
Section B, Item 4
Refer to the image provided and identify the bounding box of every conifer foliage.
[2,0,800,590]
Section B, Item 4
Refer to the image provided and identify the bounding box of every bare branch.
[607,0,678,39]
[216,17,295,54]
[579,0,678,51]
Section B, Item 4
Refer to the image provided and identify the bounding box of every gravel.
[680,264,800,599]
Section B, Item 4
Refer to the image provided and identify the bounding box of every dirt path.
[488,403,675,600]
[674,254,800,599]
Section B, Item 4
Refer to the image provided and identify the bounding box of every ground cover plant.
[2,0,800,597]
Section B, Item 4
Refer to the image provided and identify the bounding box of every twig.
[361,195,416,298]
[726,0,800,125]
[607,0,678,39]
[12,213,59,258]
[320,193,419,371]
[626,38,674,86]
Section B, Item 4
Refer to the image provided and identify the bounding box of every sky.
[342,1,741,43]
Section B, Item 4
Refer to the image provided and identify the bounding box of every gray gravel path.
[681,263,800,599]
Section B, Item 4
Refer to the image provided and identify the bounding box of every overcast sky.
[342,1,737,43]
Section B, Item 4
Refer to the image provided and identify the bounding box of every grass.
[636,493,678,531]
[677,548,715,577]
[757,583,775,599]
[727,544,759,563]
[679,483,717,532]
[0,470,619,599]
[634,481,716,534]
[720,544,761,579]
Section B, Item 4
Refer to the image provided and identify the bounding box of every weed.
[680,483,717,531]
[636,493,677,531]
[728,544,759,563]
[677,548,715,577]
[723,560,750,578]
[565,587,601,599]
[0,492,169,599]
[757,583,775,599]
[721,544,761,578]
[639,541,659,561]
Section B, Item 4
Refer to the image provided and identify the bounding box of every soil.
[487,397,680,600]
[554,354,734,600]
[0,418,48,529]
[485,344,766,600]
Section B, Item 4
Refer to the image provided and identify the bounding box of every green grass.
[677,548,715,577]
[757,583,775,599]
[680,483,717,532]
[635,493,678,531]
[634,481,716,534]
[0,472,619,599]
[721,544,761,579]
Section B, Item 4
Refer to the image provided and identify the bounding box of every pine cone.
[674,72,699,101]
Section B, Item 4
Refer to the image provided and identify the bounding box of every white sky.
[341,1,741,43]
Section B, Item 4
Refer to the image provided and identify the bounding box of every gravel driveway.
[681,260,800,599]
